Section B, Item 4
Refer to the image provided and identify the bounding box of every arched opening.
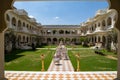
[102,36,106,48]
[95,36,97,43]
[59,30,64,34]
[26,36,29,43]
[98,22,101,27]
[23,22,25,27]
[72,30,75,34]
[98,36,101,42]
[47,30,51,34]
[23,36,25,43]
[102,20,106,30]
[107,17,112,27]
[53,38,57,44]
[47,38,51,44]
[65,30,70,34]
[26,24,29,29]
[53,30,57,34]
[65,38,70,44]
[18,20,22,30]
[72,38,76,44]
[59,38,64,42]
[12,17,16,26]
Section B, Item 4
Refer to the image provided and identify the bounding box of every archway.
[47,38,51,44]
[59,30,64,34]
[0,0,120,80]
[53,38,57,44]
[102,36,106,48]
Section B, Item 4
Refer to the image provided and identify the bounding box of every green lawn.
[66,45,85,48]
[68,49,117,71]
[40,45,86,48]
[5,49,55,71]
[40,45,57,48]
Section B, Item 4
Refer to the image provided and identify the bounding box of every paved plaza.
[5,71,117,80]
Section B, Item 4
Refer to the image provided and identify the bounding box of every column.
[0,32,6,80]
[100,35,102,42]
[111,15,115,28]
[96,36,98,43]
[117,30,120,79]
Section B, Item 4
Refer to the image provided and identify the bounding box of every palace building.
[5,8,117,53]
[42,25,81,45]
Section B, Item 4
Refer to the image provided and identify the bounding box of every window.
[12,17,16,26]
[107,17,112,26]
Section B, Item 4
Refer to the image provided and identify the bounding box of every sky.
[14,1,108,25]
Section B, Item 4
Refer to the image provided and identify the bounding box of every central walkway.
[48,41,74,72]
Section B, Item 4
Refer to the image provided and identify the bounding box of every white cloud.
[54,16,60,20]
[29,15,34,18]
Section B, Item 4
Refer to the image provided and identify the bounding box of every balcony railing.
[43,34,80,37]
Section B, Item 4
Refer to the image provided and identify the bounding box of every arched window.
[102,20,106,27]
[26,24,29,28]
[53,30,57,34]
[65,30,70,34]
[107,17,112,26]
[95,24,97,28]
[59,38,64,42]
[95,36,97,43]
[98,22,100,27]
[47,38,51,42]
[59,30,64,34]
[53,38,57,42]
[18,20,21,28]
[12,17,16,26]
[102,36,106,42]
[98,36,101,42]
[26,37,29,43]
[91,27,94,31]
[47,30,51,34]
[65,38,70,42]
[23,36,25,42]
[23,22,25,27]
[72,38,76,43]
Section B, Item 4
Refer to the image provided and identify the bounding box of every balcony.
[80,33,86,37]
[86,30,93,36]
[43,34,80,37]
[106,25,114,32]
[94,27,106,34]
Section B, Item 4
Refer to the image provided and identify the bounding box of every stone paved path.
[48,59,74,71]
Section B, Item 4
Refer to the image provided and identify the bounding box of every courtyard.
[0,0,120,80]
[5,45,117,71]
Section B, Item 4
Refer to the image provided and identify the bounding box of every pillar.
[117,30,120,79]
[0,32,6,80]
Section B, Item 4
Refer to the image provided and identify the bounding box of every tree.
[111,28,118,54]
[107,28,118,53]
[80,37,88,47]
[5,30,16,53]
